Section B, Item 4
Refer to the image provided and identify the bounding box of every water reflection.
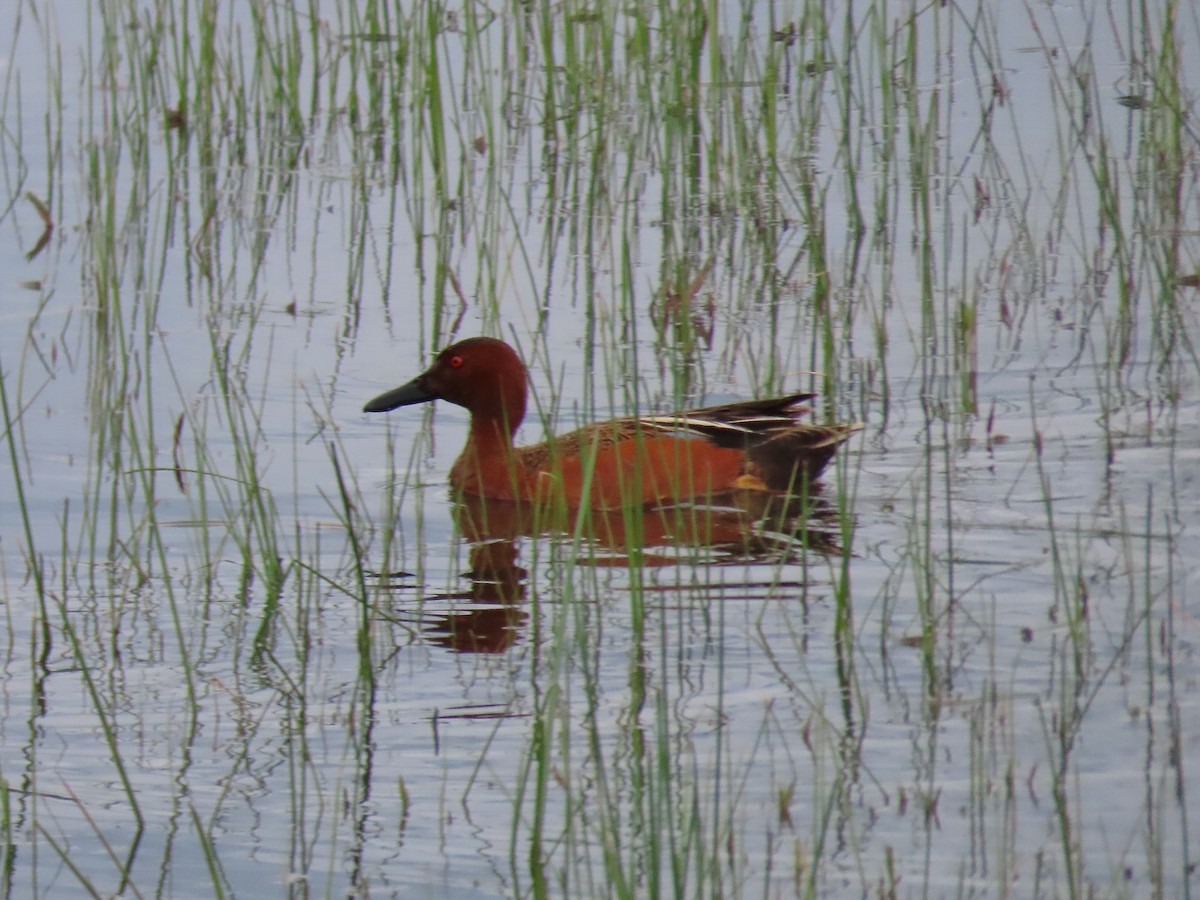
[420,540,529,653]
[408,490,848,654]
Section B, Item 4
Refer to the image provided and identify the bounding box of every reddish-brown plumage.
[364,337,860,507]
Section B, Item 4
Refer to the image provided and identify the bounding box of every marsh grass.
[0,0,1195,896]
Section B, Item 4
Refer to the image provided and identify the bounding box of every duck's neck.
[451,414,527,499]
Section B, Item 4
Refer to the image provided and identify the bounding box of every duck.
[364,337,860,507]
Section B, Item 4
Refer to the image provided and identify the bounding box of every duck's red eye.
[449,355,464,368]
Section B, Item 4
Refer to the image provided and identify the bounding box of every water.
[0,1,1197,896]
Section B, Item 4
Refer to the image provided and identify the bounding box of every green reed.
[0,0,1193,895]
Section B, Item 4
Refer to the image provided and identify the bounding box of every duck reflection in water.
[419,539,529,654]
[410,488,848,655]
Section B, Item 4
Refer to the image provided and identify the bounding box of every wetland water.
[1,1,1197,896]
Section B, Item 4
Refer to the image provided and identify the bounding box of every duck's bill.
[363,377,437,413]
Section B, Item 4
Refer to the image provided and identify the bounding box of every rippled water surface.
[0,1,1197,896]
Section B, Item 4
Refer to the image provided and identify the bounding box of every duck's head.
[364,336,529,434]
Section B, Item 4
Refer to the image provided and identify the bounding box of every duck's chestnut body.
[365,337,859,507]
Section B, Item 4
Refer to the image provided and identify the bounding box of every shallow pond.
[0,1,1197,896]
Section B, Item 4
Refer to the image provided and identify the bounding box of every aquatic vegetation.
[0,0,1195,896]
